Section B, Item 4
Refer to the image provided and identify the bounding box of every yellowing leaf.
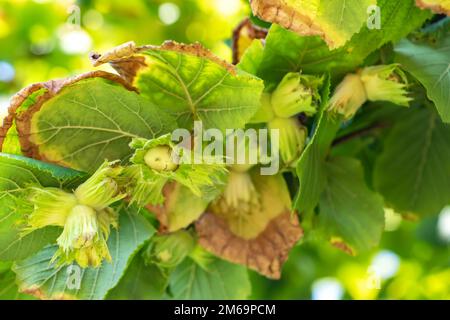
[416,0,450,15]
[250,0,376,49]
[196,171,303,279]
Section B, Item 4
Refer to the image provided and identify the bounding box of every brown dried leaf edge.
[416,0,450,15]
[89,40,238,86]
[250,0,329,46]
[0,71,135,161]
[1,40,236,161]
[196,211,303,279]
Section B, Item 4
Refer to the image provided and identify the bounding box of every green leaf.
[0,266,35,300]
[0,227,60,262]
[106,252,169,300]
[13,206,154,300]
[318,157,385,253]
[395,38,450,123]
[294,112,342,215]
[257,0,430,84]
[0,153,86,186]
[135,44,264,131]
[237,39,265,75]
[316,0,375,48]
[374,108,450,216]
[294,78,340,215]
[22,76,177,173]
[169,257,251,299]
[0,153,85,261]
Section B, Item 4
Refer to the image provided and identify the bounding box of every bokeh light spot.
[58,27,92,55]
[0,61,15,82]
[437,207,450,243]
[158,3,180,25]
[311,278,344,300]
[370,250,400,280]
[214,0,241,16]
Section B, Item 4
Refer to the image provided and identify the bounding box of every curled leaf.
[250,0,376,49]
[232,18,268,64]
[0,88,47,155]
[90,41,146,83]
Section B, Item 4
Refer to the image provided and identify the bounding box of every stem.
[332,122,389,147]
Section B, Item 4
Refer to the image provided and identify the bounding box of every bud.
[144,145,178,172]
[145,230,195,268]
[328,74,367,119]
[74,161,125,211]
[359,64,411,106]
[268,117,307,165]
[271,73,322,118]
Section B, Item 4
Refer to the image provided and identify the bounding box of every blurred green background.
[0,0,449,300]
